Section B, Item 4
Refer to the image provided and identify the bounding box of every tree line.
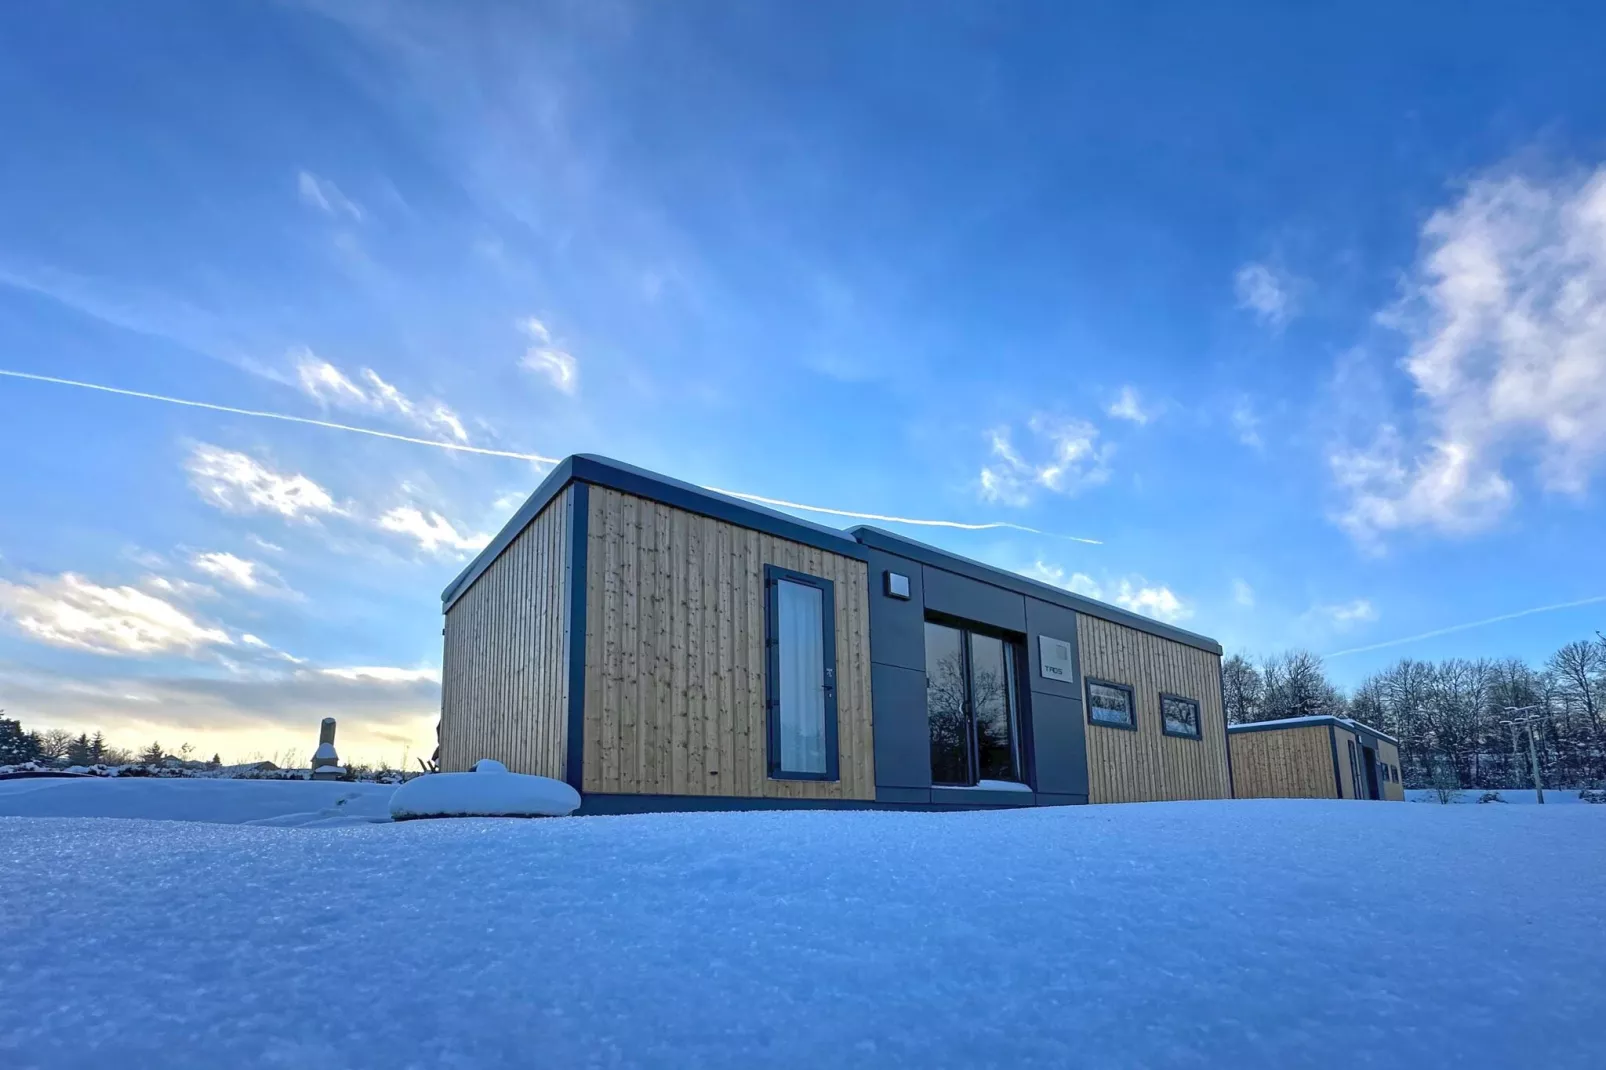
[1223,635,1606,790]
[0,716,217,769]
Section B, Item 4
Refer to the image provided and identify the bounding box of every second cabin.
[437,455,1232,814]
[1228,716,1405,801]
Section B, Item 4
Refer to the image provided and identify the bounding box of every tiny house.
[438,455,1232,813]
[1228,716,1404,801]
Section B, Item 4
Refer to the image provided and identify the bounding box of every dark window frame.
[763,564,839,782]
[1159,692,1202,740]
[923,614,1032,789]
[1085,677,1138,732]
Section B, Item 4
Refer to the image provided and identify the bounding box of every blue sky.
[3,1,1605,764]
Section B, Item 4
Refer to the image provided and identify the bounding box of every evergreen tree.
[89,731,106,763]
[66,733,94,764]
[0,716,40,764]
[139,741,166,765]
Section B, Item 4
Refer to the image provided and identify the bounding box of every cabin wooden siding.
[1229,724,1340,799]
[580,485,875,800]
[1333,726,1360,799]
[1075,614,1230,803]
[1377,738,1404,801]
[439,485,572,778]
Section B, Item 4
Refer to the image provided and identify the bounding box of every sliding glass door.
[925,621,1025,786]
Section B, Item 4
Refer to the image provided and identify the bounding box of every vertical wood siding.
[1229,725,1341,799]
[1377,738,1404,801]
[438,486,572,777]
[581,486,875,800]
[1076,615,1231,803]
[1333,726,1359,799]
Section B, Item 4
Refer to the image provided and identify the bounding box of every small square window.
[1086,679,1135,730]
[884,571,911,600]
[1161,694,1201,739]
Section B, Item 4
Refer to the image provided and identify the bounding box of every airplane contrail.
[705,487,1100,542]
[0,369,564,462]
[1325,595,1606,658]
[0,367,1102,543]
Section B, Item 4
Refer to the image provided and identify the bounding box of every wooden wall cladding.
[1229,724,1341,799]
[581,486,875,800]
[439,486,572,778]
[1076,614,1231,803]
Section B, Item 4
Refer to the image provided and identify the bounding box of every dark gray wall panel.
[922,565,1027,633]
[875,786,931,805]
[1029,692,1090,796]
[864,548,927,670]
[1024,598,1083,701]
[1034,792,1089,807]
[871,662,933,789]
[930,786,1036,807]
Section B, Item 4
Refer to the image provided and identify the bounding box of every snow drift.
[388,765,580,820]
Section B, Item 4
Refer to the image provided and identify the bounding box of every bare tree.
[35,728,75,760]
[1221,654,1263,724]
[1260,650,1343,721]
[1549,640,1605,782]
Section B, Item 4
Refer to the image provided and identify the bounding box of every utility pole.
[1503,705,1544,804]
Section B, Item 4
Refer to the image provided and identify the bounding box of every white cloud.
[1107,386,1153,425]
[1027,561,1103,597]
[0,573,233,656]
[293,350,469,443]
[141,574,216,600]
[980,418,1112,506]
[240,633,270,648]
[519,317,579,394]
[1111,581,1192,623]
[319,665,442,684]
[1333,166,1606,545]
[1029,562,1193,624]
[297,171,363,221]
[1231,397,1264,449]
[378,506,491,555]
[186,445,342,520]
[295,355,368,405]
[1235,261,1296,327]
[191,551,292,597]
[1315,598,1378,630]
[1233,579,1256,608]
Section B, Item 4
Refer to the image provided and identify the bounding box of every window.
[1086,679,1136,730]
[764,565,838,780]
[925,620,1025,786]
[1161,693,1201,739]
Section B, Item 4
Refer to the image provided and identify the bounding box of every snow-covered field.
[2,790,1604,1069]
[0,775,396,826]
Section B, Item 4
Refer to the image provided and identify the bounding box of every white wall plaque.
[1039,635,1074,681]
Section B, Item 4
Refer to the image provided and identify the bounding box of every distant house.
[1229,716,1404,801]
[438,455,1232,814]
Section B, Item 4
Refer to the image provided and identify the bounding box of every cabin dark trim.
[443,454,868,612]
[563,481,590,793]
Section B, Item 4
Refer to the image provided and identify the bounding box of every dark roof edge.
[1228,715,1399,746]
[441,456,576,611]
[849,525,1224,655]
[442,454,868,612]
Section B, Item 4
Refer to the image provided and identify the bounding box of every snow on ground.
[0,776,396,827]
[3,801,1604,1068]
[1406,787,1590,804]
[389,768,580,819]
